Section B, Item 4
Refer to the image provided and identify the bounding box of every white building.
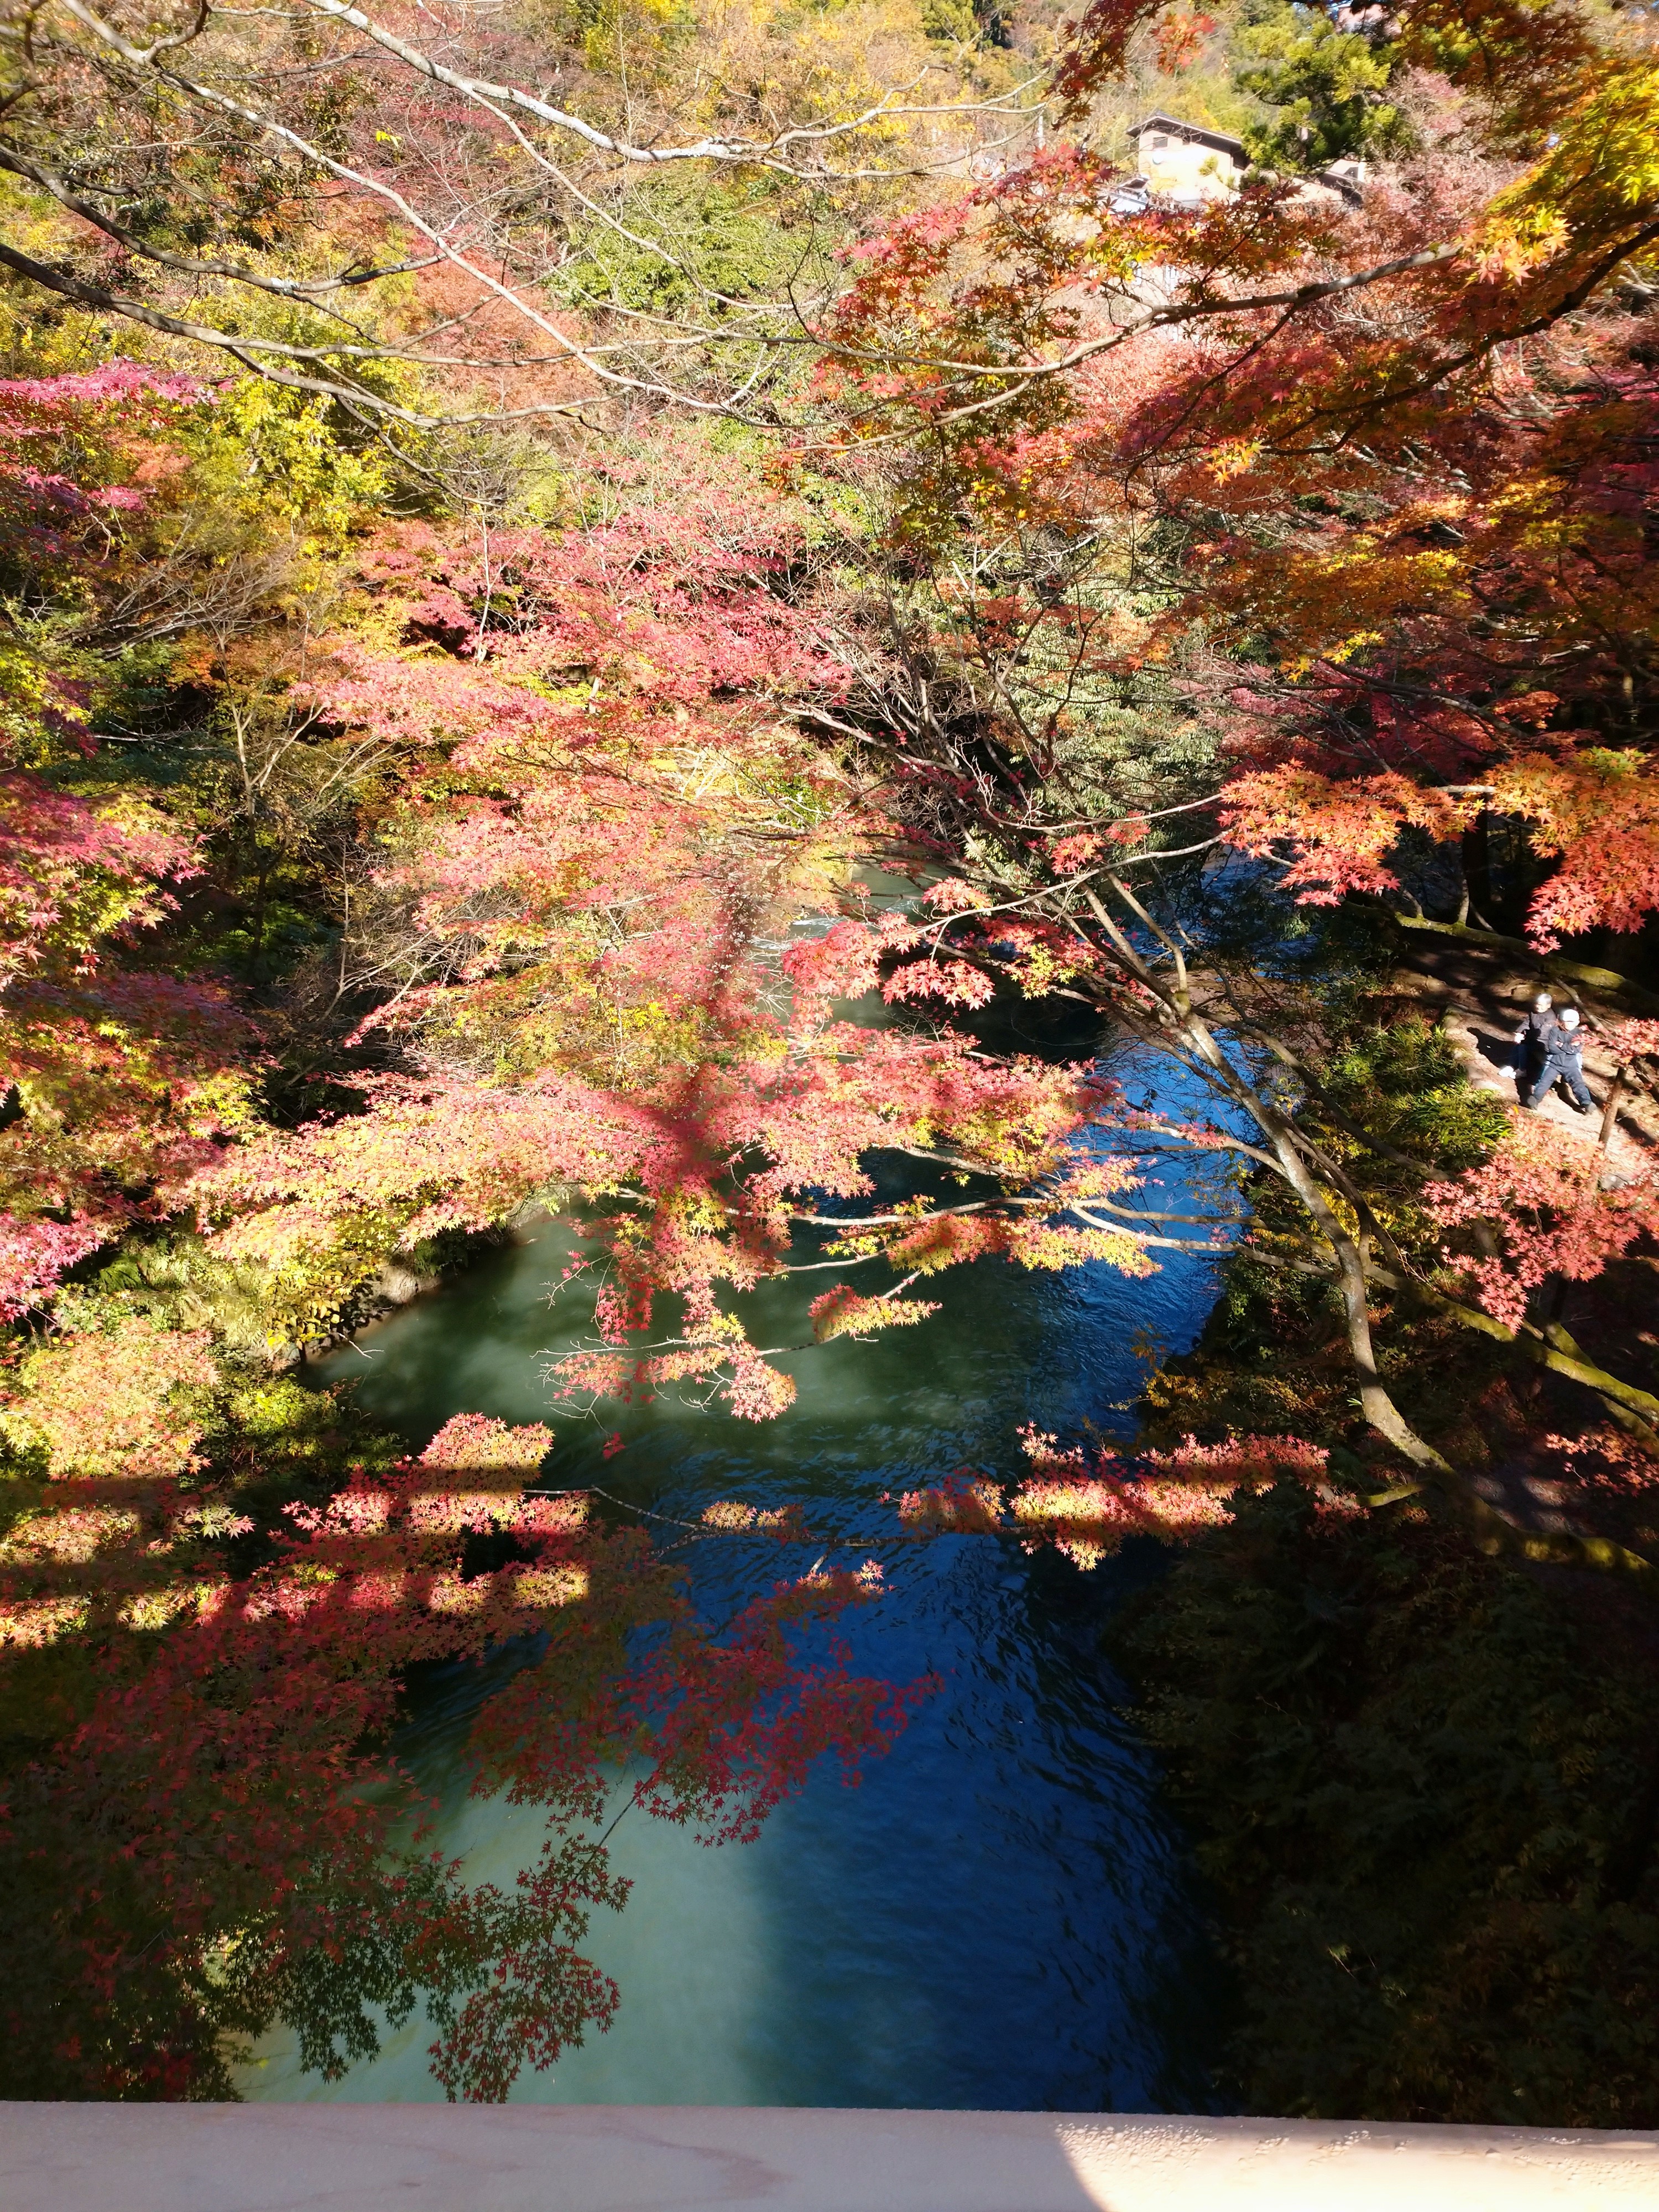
[1124,113,1368,212]
[1126,113,1249,205]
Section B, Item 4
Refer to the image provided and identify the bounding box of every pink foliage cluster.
[894,1428,1345,1569]
[0,1317,218,1481]
[416,1411,556,1472]
[0,1215,107,1321]
[0,1374,928,2096]
[1425,1113,1659,1329]
[197,1016,1116,1418]
[1010,1430,1240,1568]
[781,908,1087,1015]
[0,774,199,986]
[1220,768,1468,907]
[0,1503,140,1565]
[0,361,203,556]
[822,115,1659,958]
[894,1472,1006,1534]
[0,969,253,1314]
[1222,753,1659,950]
[296,460,843,747]
[1013,1428,1352,1567]
[808,1285,941,1342]
[700,1500,805,1535]
[1147,1432,1332,1483]
[0,1592,92,1650]
[402,1415,578,1538]
[1543,1425,1659,1495]
[0,371,243,1312]
[1609,1018,1659,1065]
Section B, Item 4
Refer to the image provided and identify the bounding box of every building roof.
[1308,164,1365,207]
[1128,113,1249,165]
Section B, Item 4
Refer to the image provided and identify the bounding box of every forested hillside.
[3,0,1658,2115]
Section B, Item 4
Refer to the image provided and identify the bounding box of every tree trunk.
[1460,811,1494,928]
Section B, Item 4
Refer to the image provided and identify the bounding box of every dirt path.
[1383,929,1659,1554]
[1389,932,1658,1183]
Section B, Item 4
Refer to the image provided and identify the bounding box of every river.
[239,1035,1233,2111]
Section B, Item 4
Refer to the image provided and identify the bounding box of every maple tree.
[0,363,262,1319]
[781,0,1659,1509]
[821,0,1659,947]
[3,0,1659,2114]
[0,330,949,2100]
[150,434,1186,1417]
[0,352,1237,2095]
[0,0,1039,424]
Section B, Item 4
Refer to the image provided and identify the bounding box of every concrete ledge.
[4,2105,1658,2211]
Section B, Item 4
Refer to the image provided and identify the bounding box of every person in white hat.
[1525,1004,1597,1114]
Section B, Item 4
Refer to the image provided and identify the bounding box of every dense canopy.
[2,0,1658,2115]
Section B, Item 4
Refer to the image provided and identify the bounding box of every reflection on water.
[241,1044,1232,2110]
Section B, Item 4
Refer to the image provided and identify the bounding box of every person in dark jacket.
[1512,992,1556,1092]
[1526,1004,1597,1113]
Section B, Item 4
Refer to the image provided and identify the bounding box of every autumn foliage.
[820,0,1659,953]
[1,1395,921,2097]
[3,0,1659,2112]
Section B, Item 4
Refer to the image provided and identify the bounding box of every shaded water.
[241,1041,1232,2110]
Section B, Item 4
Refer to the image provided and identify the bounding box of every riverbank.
[1113,983,1659,2126]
